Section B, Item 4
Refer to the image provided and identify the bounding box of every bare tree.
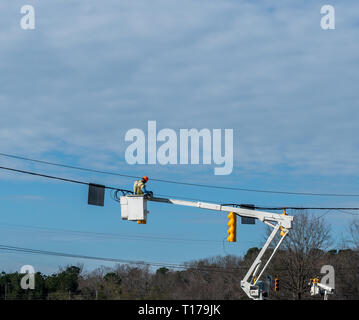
[266,210,332,300]
[348,219,359,249]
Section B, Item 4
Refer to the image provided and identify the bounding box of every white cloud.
[0,0,358,177]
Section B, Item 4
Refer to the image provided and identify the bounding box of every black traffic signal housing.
[88,183,105,206]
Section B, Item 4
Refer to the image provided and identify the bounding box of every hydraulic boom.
[120,194,294,300]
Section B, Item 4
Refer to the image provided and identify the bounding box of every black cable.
[0,164,219,203]
[0,244,249,273]
[0,244,188,269]
[0,152,138,179]
[223,204,359,212]
[257,206,359,211]
[1,165,359,213]
[1,244,358,273]
[334,209,359,216]
[2,152,359,197]
[0,223,251,245]
[0,165,248,206]
[312,209,333,221]
[0,165,133,193]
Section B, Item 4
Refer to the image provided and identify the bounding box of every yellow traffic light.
[280,209,287,237]
[274,276,279,291]
[227,212,237,242]
[311,277,319,284]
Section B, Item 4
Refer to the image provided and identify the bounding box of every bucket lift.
[120,194,149,223]
[120,194,293,300]
[309,278,334,300]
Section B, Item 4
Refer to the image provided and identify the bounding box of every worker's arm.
[142,185,152,196]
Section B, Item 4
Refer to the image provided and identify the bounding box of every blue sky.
[0,0,358,274]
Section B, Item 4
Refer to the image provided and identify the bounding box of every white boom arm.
[148,197,293,229]
[309,280,334,300]
[120,195,293,300]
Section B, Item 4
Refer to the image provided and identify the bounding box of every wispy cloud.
[0,0,358,178]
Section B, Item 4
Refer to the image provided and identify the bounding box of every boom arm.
[120,195,293,300]
[148,197,293,229]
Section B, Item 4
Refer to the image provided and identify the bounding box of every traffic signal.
[280,209,287,237]
[88,183,105,206]
[239,204,255,224]
[227,212,237,242]
[311,278,319,284]
[274,276,279,291]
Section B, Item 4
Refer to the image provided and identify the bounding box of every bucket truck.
[309,278,334,300]
[119,194,294,300]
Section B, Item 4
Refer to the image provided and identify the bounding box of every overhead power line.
[0,165,220,203]
[0,152,138,179]
[1,165,359,212]
[0,244,190,269]
[223,204,359,212]
[1,152,359,197]
[0,223,258,245]
[0,244,248,273]
[1,244,358,274]
[257,206,359,210]
[0,165,132,193]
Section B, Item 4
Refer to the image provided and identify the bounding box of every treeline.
[1,212,358,300]
[0,248,358,300]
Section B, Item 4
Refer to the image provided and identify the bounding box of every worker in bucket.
[134,176,153,197]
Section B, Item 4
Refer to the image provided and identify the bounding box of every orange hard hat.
[142,176,149,182]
